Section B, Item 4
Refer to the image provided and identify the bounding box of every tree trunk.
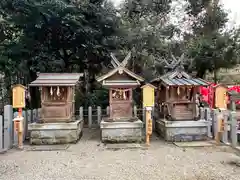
[29,70,40,109]
[196,68,205,79]
[213,68,217,84]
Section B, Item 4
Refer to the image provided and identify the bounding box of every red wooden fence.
[200,83,240,107]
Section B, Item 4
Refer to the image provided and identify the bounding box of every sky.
[221,0,240,28]
[112,0,240,28]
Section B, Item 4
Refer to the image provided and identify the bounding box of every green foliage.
[0,0,120,107]
[118,0,178,80]
[85,89,109,108]
[186,32,240,77]
[1,0,240,108]
[185,0,210,16]
[76,88,109,108]
[0,0,120,74]
[184,0,240,80]
[186,0,228,35]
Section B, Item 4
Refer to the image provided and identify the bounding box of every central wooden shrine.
[28,73,84,145]
[97,52,144,142]
[151,55,210,141]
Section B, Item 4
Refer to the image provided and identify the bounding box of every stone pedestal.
[28,120,83,145]
[155,119,208,142]
[100,119,143,143]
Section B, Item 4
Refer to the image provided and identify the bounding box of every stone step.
[105,143,143,150]
[175,114,194,119]
[173,141,215,148]
[24,144,70,151]
[0,149,7,154]
[175,109,193,112]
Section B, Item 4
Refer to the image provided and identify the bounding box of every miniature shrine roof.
[96,52,144,86]
[102,79,143,86]
[151,70,209,86]
[97,66,144,82]
[29,73,83,86]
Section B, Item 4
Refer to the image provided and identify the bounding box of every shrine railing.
[1,105,41,153]
[1,104,239,153]
[0,104,145,154]
[76,105,145,128]
[198,106,240,149]
[210,109,240,148]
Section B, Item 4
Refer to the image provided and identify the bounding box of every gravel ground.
[1,129,240,180]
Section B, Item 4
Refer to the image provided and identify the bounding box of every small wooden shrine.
[28,73,84,145]
[152,56,209,121]
[97,52,144,121]
[151,54,210,141]
[29,73,83,123]
[97,52,144,142]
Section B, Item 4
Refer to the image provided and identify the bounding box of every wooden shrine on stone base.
[28,73,84,145]
[97,52,144,143]
[151,54,210,141]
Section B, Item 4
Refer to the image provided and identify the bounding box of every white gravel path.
[1,129,240,180]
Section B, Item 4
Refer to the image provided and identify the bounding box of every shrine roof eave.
[102,80,141,87]
[29,83,77,87]
[96,67,144,82]
[152,77,209,87]
[29,80,81,87]
[29,73,83,87]
[161,84,208,87]
[102,85,139,89]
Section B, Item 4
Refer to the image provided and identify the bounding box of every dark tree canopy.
[0,0,240,107]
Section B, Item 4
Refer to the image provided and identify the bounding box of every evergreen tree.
[184,0,240,81]
[0,0,120,107]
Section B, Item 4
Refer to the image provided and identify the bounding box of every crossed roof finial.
[162,53,185,71]
[110,51,132,68]
[96,51,144,83]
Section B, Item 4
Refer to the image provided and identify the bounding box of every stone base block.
[28,120,83,145]
[100,119,143,143]
[155,119,208,142]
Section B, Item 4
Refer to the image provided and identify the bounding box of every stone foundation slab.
[100,119,143,143]
[28,120,83,145]
[155,119,208,142]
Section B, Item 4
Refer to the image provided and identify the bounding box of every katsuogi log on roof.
[96,52,144,87]
[151,70,209,86]
[151,54,209,87]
